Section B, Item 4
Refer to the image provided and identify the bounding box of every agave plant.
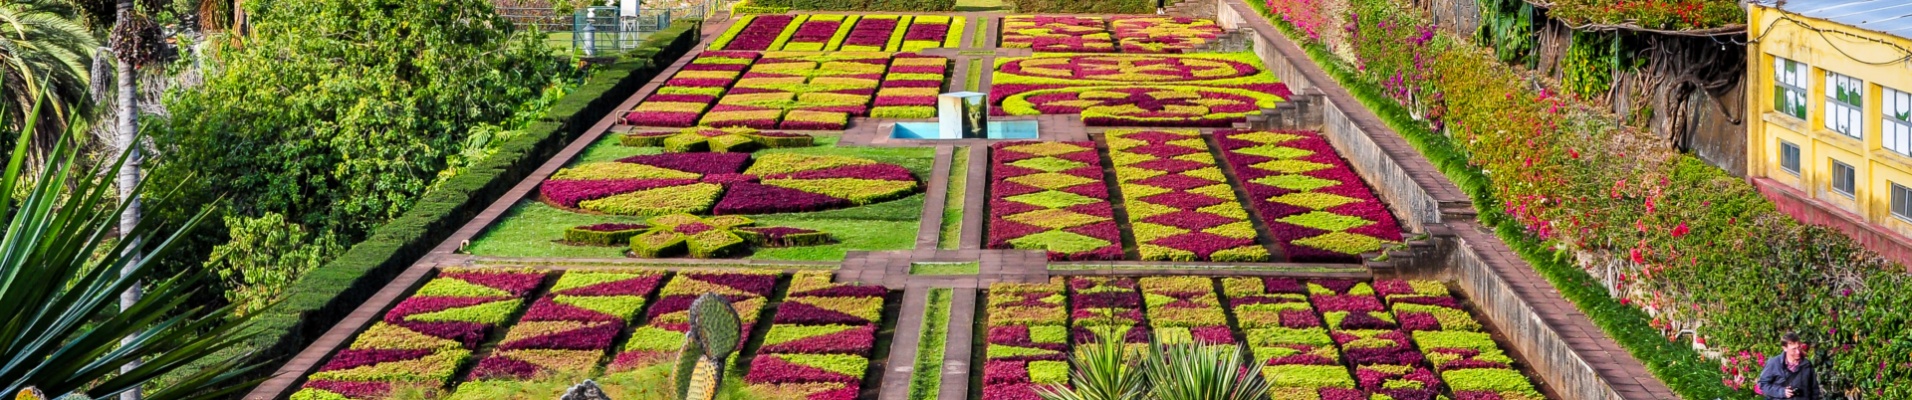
[1139,340,1267,400]
[1039,326,1144,400]
[0,89,260,400]
[1041,327,1269,400]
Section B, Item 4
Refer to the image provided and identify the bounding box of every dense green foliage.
[158,0,571,240]
[1256,0,1912,396]
[0,105,259,400]
[0,0,97,166]
[750,0,953,11]
[165,20,705,388]
[1545,0,1742,30]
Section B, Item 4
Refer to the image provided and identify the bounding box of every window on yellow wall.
[1832,160,1857,197]
[1774,57,1808,119]
[1886,88,1912,156]
[1780,141,1801,175]
[1826,72,1863,138]
[1893,183,1912,221]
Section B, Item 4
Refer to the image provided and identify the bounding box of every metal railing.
[498,3,716,56]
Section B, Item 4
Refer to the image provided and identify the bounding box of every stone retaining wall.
[1216,0,1679,398]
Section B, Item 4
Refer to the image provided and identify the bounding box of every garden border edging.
[1216,1,1678,398]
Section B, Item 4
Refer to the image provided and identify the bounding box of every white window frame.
[1832,160,1857,198]
[1893,183,1912,222]
[1780,141,1801,175]
[1774,57,1809,120]
[1825,71,1864,139]
[1885,87,1912,157]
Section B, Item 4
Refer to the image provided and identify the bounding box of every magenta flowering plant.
[539,152,918,217]
[1106,130,1268,261]
[838,16,898,50]
[1215,130,1405,262]
[986,141,1123,260]
[1109,16,1223,53]
[711,14,793,51]
[1000,15,1114,52]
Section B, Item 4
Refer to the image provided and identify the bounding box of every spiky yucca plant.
[674,293,742,400]
[1040,327,1269,400]
[0,88,259,400]
[1139,341,1267,400]
[1039,326,1144,400]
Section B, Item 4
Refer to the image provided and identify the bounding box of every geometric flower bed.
[619,126,815,153]
[606,270,782,374]
[624,52,950,130]
[981,277,1552,400]
[460,270,666,387]
[1222,277,1548,400]
[626,214,830,259]
[774,15,855,52]
[710,14,965,52]
[1109,16,1224,53]
[709,15,797,51]
[537,152,919,216]
[1000,15,1114,52]
[742,272,891,398]
[625,51,760,128]
[981,278,1069,400]
[1214,129,1404,263]
[1376,281,1545,400]
[870,57,950,119]
[1069,277,1148,344]
[1106,129,1269,261]
[291,268,546,400]
[985,141,1123,261]
[990,53,1290,126]
[1138,276,1235,345]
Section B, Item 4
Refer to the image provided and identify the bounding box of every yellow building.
[1746,0,1912,255]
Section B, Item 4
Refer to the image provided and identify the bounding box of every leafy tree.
[158,0,569,236]
[0,0,99,170]
[0,91,261,400]
[150,0,572,306]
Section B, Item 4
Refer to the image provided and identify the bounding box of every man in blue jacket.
[1757,332,1820,400]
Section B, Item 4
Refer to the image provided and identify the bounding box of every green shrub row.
[1252,0,1912,396]
[203,20,706,391]
[1003,0,1153,14]
[750,0,953,12]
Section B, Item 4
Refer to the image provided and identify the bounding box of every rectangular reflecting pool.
[890,120,1040,139]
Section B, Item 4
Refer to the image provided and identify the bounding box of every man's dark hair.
[1783,332,1804,344]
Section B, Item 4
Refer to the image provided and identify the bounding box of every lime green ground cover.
[465,136,932,261]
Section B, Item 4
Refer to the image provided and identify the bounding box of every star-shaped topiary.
[627,214,831,258]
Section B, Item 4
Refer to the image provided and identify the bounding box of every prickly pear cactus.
[673,293,743,400]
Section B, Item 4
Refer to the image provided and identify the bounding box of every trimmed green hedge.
[751,0,953,12]
[1003,0,1153,13]
[196,20,704,391]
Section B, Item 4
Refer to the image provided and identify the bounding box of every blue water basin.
[890,120,1040,140]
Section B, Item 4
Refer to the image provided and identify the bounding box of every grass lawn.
[464,136,934,261]
[938,147,967,249]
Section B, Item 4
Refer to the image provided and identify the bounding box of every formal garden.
[6,0,1906,398]
[265,7,1573,400]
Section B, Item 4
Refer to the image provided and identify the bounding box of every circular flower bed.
[539,152,920,216]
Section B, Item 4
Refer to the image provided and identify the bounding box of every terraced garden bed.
[978,277,1554,400]
[289,268,896,399]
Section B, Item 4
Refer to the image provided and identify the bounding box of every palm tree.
[0,0,100,171]
[0,90,261,400]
